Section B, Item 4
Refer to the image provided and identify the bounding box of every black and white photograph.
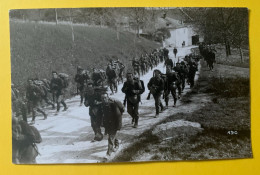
[10,7,251,164]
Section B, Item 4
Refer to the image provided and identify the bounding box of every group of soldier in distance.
[12,44,216,163]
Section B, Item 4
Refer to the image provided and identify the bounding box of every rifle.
[162,91,165,99]
[146,92,151,100]
[123,95,127,107]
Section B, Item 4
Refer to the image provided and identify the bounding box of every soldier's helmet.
[77,66,83,70]
[87,80,93,85]
[153,69,161,77]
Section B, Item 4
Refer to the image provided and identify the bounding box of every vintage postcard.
[10,7,251,164]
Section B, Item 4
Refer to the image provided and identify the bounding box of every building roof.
[156,17,186,29]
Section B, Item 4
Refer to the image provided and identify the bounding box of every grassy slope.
[10,21,161,91]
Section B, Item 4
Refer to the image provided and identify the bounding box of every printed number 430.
[227,131,238,135]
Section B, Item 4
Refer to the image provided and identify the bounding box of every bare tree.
[185,8,248,58]
[229,9,249,62]
[68,9,75,43]
[128,8,147,38]
[55,9,58,25]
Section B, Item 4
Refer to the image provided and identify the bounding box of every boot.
[114,139,119,152]
[63,106,68,111]
[154,113,159,118]
[30,120,35,125]
[94,132,103,141]
[133,118,138,128]
[43,114,47,120]
[160,105,165,112]
[131,118,134,124]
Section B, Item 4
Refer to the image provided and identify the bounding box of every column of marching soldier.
[12,45,213,163]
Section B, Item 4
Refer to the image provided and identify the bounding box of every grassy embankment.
[10,21,161,94]
[112,47,251,162]
[214,44,249,68]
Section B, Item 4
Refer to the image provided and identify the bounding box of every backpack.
[106,66,117,79]
[93,70,106,82]
[34,80,48,96]
[161,74,168,91]
[19,121,42,144]
[133,78,145,95]
[58,73,70,88]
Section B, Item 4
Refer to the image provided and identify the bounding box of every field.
[214,44,250,68]
[10,21,161,93]
[112,60,251,162]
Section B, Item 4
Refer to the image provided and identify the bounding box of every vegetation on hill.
[10,21,161,93]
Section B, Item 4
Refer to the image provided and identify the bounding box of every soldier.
[92,68,106,87]
[165,66,180,107]
[12,83,27,122]
[122,73,145,128]
[208,50,216,71]
[106,62,118,95]
[173,63,183,97]
[132,58,140,77]
[50,71,68,115]
[173,47,178,58]
[159,49,164,62]
[115,59,125,83]
[26,79,47,124]
[163,47,169,60]
[100,94,124,156]
[84,81,106,141]
[147,69,165,118]
[34,79,55,109]
[75,66,90,106]
[175,62,188,92]
[140,55,147,75]
[188,61,198,88]
[164,57,174,70]
[182,41,185,47]
[12,116,41,164]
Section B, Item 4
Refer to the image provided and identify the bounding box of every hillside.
[10,21,161,92]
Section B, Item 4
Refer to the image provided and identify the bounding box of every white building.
[165,27,202,47]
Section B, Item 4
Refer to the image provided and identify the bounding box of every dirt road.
[34,45,198,164]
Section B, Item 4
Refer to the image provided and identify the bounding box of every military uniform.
[115,60,125,83]
[102,98,124,155]
[50,76,68,113]
[147,71,165,116]
[92,69,106,87]
[173,48,178,58]
[84,85,106,141]
[208,51,215,70]
[165,71,179,107]
[165,58,174,70]
[34,80,55,109]
[106,64,118,94]
[174,63,188,92]
[12,86,27,122]
[75,69,90,105]
[188,62,198,88]
[12,117,40,164]
[122,76,145,127]
[26,82,47,123]
[132,60,140,76]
